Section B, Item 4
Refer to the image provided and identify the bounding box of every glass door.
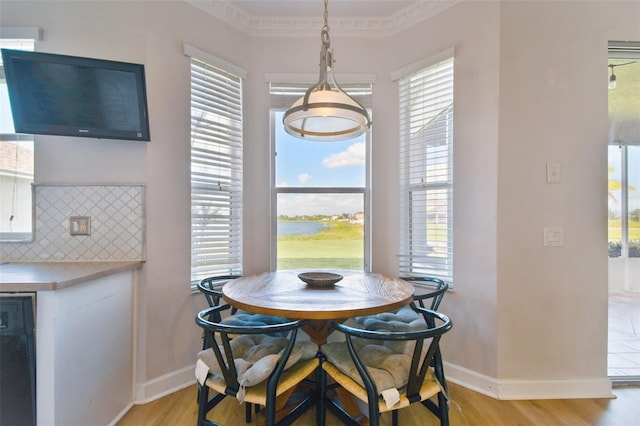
[607,42,640,382]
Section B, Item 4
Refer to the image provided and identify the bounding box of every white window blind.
[398,57,454,283]
[189,54,243,284]
[269,81,373,110]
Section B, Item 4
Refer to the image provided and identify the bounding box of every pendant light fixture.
[283,0,371,141]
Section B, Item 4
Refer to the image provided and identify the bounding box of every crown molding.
[185,1,461,38]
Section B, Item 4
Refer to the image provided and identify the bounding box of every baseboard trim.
[445,362,614,400]
[495,377,614,400]
[135,364,196,404]
[444,361,500,398]
[107,402,135,426]
[133,362,613,405]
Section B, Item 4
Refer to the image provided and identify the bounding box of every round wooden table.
[222,270,414,345]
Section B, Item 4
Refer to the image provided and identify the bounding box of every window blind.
[269,82,373,109]
[398,57,454,283]
[189,56,243,284]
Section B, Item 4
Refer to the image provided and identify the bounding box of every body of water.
[278,221,327,237]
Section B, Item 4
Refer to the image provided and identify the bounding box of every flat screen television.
[1,49,150,141]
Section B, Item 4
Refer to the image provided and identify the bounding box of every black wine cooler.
[0,294,36,426]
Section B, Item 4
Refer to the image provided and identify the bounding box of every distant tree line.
[608,209,640,221]
[278,213,353,221]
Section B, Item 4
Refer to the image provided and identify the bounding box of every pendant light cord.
[324,0,329,29]
[281,0,372,141]
[322,0,330,50]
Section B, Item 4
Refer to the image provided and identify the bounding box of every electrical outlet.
[546,162,561,183]
[70,216,91,236]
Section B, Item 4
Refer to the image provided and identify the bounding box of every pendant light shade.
[284,83,370,141]
[283,0,371,141]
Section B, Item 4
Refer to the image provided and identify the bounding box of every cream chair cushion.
[323,306,429,394]
[198,334,317,388]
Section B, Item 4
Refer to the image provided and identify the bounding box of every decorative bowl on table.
[298,272,343,287]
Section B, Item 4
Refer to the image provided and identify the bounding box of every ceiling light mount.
[283,0,371,141]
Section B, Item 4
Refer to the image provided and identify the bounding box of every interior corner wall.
[496,0,640,398]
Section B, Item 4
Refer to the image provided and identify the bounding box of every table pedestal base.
[303,320,337,346]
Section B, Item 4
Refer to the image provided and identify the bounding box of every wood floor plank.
[117,382,640,426]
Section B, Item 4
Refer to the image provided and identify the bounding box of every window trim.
[268,80,373,272]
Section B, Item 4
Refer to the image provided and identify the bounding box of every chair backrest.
[400,276,448,311]
[198,275,242,308]
[195,304,309,399]
[333,306,452,400]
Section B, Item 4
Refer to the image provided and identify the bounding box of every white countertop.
[0,261,143,292]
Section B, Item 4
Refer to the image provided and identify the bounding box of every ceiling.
[222,1,417,19]
[186,0,461,37]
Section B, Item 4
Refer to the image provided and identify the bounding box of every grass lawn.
[608,220,640,240]
[277,221,363,270]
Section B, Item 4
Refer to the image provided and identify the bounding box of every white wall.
[2,0,639,402]
[497,0,639,397]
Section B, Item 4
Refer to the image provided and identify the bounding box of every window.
[397,54,454,282]
[186,45,245,284]
[608,43,640,259]
[270,82,372,271]
[0,38,35,242]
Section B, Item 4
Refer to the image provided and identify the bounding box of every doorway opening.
[607,41,640,383]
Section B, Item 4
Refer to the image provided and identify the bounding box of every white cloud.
[322,142,365,168]
[278,193,362,216]
[277,181,289,187]
[298,173,310,184]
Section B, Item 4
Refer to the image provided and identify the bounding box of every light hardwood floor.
[117,382,640,425]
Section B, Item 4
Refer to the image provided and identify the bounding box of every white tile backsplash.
[0,184,145,262]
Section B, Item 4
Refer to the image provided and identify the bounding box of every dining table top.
[221,270,414,321]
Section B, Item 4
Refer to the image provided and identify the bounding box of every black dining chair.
[197,275,290,423]
[350,275,448,332]
[198,275,242,320]
[198,275,289,346]
[319,306,453,426]
[402,276,448,311]
[195,305,321,426]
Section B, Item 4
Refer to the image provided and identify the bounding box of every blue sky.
[275,112,365,188]
[275,111,366,216]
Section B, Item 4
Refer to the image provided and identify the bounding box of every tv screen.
[1,49,150,141]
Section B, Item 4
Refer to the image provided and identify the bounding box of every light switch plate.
[544,226,563,247]
[70,216,91,236]
[546,162,561,183]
